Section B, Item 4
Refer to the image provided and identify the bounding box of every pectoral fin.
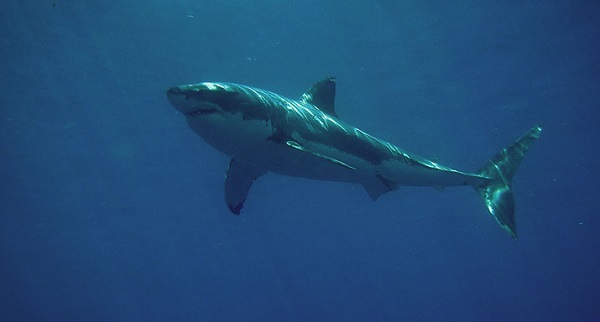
[362,174,398,200]
[224,159,265,214]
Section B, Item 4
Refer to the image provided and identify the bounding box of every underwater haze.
[1,1,599,321]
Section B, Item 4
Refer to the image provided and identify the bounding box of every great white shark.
[167,77,541,238]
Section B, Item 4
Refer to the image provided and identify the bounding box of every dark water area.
[1,1,598,321]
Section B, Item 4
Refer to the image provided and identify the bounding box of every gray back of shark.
[167,77,542,238]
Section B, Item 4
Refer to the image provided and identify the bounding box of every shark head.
[167,82,238,117]
[167,82,283,159]
[167,81,283,123]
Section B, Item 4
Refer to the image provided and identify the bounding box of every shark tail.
[476,125,543,238]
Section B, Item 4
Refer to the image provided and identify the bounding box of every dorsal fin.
[301,77,337,117]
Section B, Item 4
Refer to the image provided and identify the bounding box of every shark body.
[167,77,541,238]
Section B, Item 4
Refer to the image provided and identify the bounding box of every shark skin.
[167,77,542,238]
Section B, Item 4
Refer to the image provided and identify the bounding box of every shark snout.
[167,86,184,96]
[167,86,193,114]
[167,87,185,101]
[167,85,223,117]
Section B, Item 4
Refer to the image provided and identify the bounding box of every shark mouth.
[185,108,218,116]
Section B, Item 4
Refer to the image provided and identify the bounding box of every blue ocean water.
[1,1,598,321]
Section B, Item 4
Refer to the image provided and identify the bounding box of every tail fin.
[476,125,543,238]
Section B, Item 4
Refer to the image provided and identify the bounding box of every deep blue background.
[1,1,599,321]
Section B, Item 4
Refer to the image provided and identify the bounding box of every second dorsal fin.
[301,77,337,117]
